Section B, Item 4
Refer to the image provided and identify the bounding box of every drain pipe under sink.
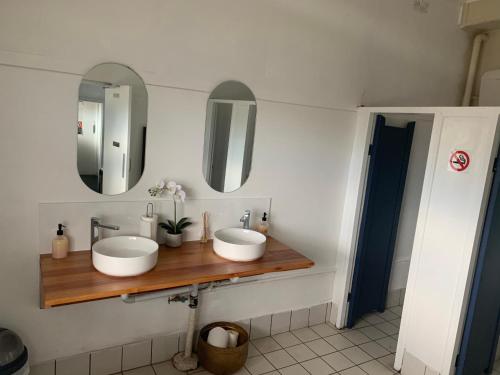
[462,33,488,106]
[172,284,199,371]
[121,285,193,303]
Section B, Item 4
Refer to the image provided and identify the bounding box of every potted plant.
[149,180,192,247]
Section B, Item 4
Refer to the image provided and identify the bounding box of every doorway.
[342,113,434,365]
[77,100,103,192]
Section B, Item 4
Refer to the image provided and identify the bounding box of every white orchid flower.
[157,180,165,189]
[166,181,177,194]
[174,190,186,202]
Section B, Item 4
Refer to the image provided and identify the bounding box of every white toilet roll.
[207,327,229,348]
[140,214,158,241]
[227,330,239,348]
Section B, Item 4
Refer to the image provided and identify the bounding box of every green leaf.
[160,222,174,231]
[177,217,189,226]
[178,221,192,230]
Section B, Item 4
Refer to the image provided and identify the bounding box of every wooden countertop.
[39,237,314,308]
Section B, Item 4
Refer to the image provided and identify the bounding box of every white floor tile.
[388,306,402,317]
[321,352,355,372]
[301,357,335,375]
[324,334,355,350]
[261,372,280,375]
[292,328,321,342]
[359,360,394,375]
[358,326,387,340]
[234,368,252,375]
[376,337,398,354]
[340,347,373,365]
[374,323,399,336]
[363,314,385,325]
[123,365,155,375]
[249,342,261,358]
[310,323,339,338]
[377,354,396,371]
[285,344,317,362]
[377,310,399,322]
[305,339,336,356]
[264,349,297,369]
[339,366,368,375]
[252,337,282,354]
[279,364,309,375]
[352,320,371,329]
[245,355,276,375]
[152,361,186,375]
[358,342,390,359]
[273,332,301,348]
[340,331,372,346]
[391,318,401,327]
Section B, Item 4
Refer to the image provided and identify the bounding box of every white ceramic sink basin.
[213,228,267,262]
[92,236,159,277]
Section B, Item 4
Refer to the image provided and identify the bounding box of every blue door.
[456,155,500,375]
[347,115,415,328]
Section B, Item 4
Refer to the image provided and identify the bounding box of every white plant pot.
[165,232,183,248]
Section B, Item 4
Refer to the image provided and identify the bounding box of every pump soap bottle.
[257,213,269,235]
[52,224,69,259]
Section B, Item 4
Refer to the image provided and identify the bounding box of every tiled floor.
[116,306,402,375]
[493,358,500,375]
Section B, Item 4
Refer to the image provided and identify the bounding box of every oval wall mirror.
[77,63,148,195]
[202,81,257,193]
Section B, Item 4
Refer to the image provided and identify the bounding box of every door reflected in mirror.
[77,63,148,195]
[202,81,257,193]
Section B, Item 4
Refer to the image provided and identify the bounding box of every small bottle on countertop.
[52,224,69,259]
[257,212,269,235]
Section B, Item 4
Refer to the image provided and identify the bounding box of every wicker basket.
[197,322,249,375]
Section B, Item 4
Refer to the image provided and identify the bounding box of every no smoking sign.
[449,150,470,172]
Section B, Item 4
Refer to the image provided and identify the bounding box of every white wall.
[385,115,434,291]
[471,29,500,106]
[0,0,469,363]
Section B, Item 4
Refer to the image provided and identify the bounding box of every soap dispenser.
[257,213,269,235]
[52,224,69,259]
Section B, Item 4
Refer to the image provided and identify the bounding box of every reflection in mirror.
[77,63,148,195]
[202,81,257,193]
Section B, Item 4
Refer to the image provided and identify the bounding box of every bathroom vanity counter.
[39,237,314,308]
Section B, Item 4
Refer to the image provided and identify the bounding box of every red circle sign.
[449,150,470,172]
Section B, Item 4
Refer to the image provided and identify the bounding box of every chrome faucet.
[91,217,120,248]
[240,210,251,230]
